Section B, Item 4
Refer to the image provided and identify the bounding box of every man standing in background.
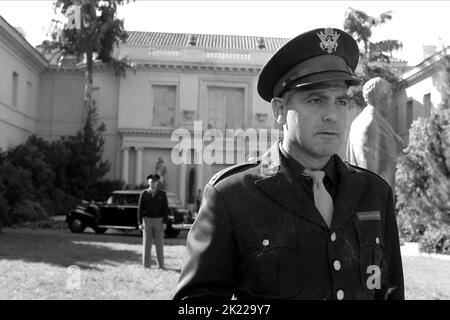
[138,174,169,269]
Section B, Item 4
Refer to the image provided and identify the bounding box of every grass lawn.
[0,227,186,299]
[402,255,450,300]
[0,227,449,300]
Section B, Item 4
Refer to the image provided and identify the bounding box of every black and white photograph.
[0,0,449,303]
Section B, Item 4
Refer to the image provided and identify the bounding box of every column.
[122,146,130,185]
[195,149,204,192]
[179,156,187,205]
[135,147,143,186]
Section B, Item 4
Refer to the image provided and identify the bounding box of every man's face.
[281,80,349,159]
[148,179,159,190]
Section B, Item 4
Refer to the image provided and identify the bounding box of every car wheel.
[68,217,86,233]
[93,226,108,234]
[164,225,180,238]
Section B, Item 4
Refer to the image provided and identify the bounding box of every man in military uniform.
[173,27,404,300]
[138,174,169,269]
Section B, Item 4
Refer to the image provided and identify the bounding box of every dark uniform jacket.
[174,143,404,300]
[137,189,170,225]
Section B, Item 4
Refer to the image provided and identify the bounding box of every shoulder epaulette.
[208,159,260,186]
[344,161,390,187]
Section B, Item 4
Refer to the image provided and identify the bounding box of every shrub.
[123,183,137,190]
[7,136,55,198]
[9,200,49,224]
[0,106,115,225]
[40,189,81,216]
[0,174,10,229]
[396,118,431,242]
[123,183,146,191]
[136,183,146,190]
[86,179,125,202]
[19,219,67,230]
[396,108,450,250]
[0,197,9,230]
[0,161,35,227]
[419,227,450,255]
[397,207,427,242]
[0,161,34,206]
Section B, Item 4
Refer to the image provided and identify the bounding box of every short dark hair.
[147,174,160,180]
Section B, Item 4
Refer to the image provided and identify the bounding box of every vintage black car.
[66,190,194,238]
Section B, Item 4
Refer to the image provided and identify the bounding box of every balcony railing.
[205,51,251,62]
[118,45,272,66]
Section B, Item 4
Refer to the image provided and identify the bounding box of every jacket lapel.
[331,155,367,230]
[254,143,328,229]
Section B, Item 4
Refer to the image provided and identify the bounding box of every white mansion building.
[1,15,448,205]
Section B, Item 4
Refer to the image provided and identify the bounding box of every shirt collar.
[278,144,338,186]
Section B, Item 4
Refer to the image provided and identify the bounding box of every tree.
[344,8,403,105]
[344,8,402,78]
[40,0,133,201]
[42,0,134,119]
[62,104,111,199]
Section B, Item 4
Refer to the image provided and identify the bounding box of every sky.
[1,0,450,66]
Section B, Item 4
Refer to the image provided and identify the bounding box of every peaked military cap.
[257,27,362,102]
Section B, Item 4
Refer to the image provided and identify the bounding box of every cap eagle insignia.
[317,28,340,54]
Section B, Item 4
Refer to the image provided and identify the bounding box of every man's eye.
[308,98,322,104]
[337,99,349,107]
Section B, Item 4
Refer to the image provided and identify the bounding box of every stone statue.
[155,157,167,191]
[346,77,404,189]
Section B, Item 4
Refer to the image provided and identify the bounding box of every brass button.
[262,239,269,247]
[336,290,344,300]
[330,232,336,242]
[333,260,341,271]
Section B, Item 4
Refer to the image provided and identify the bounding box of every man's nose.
[322,102,339,122]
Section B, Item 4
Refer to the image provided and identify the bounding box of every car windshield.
[107,193,140,206]
[167,194,182,206]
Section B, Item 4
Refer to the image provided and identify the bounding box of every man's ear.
[271,97,287,125]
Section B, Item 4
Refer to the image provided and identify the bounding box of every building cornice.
[0,16,48,72]
[119,128,174,136]
[44,67,86,75]
[46,60,261,74]
[46,60,113,72]
[134,62,260,73]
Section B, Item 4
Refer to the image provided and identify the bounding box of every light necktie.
[302,170,334,228]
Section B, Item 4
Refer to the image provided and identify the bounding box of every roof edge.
[0,15,49,68]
